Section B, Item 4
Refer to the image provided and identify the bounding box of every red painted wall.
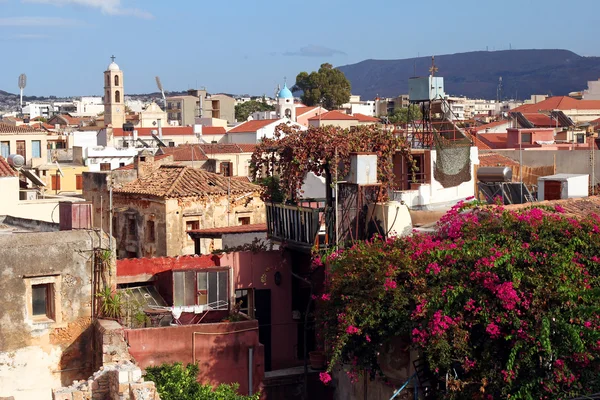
[117,251,299,371]
[117,254,220,280]
[125,320,264,396]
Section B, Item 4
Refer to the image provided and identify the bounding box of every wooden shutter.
[51,175,61,190]
[76,174,83,190]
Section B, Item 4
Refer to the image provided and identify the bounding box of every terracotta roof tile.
[228,119,281,134]
[114,165,260,197]
[0,156,17,177]
[502,196,600,220]
[513,96,600,113]
[198,143,244,155]
[188,223,267,235]
[475,120,510,132]
[308,110,358,121]
[522,113,556,127]
[201,126,226,135]
[112,126,194,137]
[160,145,209,161]
[478,152,519,166]
[235,144,256,153]
[295,106,318,116]
[0,123,46,134]
[354,113,380,122]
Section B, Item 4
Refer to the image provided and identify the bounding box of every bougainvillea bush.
[319,201,600,399]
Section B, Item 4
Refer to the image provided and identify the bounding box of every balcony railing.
[266,203,329,251]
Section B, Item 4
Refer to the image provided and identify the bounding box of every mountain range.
[337,49,600,100]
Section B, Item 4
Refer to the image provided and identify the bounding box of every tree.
[235,100,275,122]
[317,201,600,398]
[387,106,422,124]
[293,63,351,110]
[145,363,260,400]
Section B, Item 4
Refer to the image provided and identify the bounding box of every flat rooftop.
[0,215,59,234]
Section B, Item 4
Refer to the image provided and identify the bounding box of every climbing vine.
[250,124,413,202]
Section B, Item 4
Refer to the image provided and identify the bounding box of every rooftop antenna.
[155,76,166,110]
[429,56,438,77]
[18,73,27,113]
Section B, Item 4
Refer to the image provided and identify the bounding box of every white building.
[80,146,140,171]
[341,95,377,117]
[583,79,600,101]
[72,97,104,117]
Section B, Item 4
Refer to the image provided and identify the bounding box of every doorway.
[255,289,272,371]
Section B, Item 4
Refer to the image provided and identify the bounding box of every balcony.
[266,203,332,252]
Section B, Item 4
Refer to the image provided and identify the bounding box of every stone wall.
[0,230,112,400]
[52,320,159,400]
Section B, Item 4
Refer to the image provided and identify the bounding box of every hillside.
[337,49,600,100]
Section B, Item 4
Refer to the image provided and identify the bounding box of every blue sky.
[1,0,599,97]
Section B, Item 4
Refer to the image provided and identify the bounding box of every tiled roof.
[114,165,260,198]
[295,106,318,116]
[465,130,492,150]
[160,145,209,161]
[201,126,226,135]
[513,96,600,113]
[199,143,244,155]
[475,120,510,132]
[112,126,194,137]
[0,123,46,134]
[477,133,508,149]
[228,119,281,133]
[236,143,256,153]
[478,152,519,166]
[523,113,556,127]
[308,110,358,121]
[502,196,600,220]
[0,156,17,177]
[188,223,267,236]
[354,113,380,122]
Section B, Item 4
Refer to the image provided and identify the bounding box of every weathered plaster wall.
[166,194,266,257]
[125,320,265,396]
[0,230,111,400]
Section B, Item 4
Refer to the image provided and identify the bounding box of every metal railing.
[265,203,324,250]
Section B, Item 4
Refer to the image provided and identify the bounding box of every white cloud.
[13,33,50,39]
[0,16,81,26]
[22,0,154,19]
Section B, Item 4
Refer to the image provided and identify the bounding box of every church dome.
[107,61,120,71]
[278,83,293,99]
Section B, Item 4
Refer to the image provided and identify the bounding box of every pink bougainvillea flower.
[384,278,397,291]
[365,334,371,342]
[486,322,501,338]
[346,325,360,334]
[319,372,332,384]
[321,293,331,301]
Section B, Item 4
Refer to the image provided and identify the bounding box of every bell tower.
[104,55,125,128]
[277,79,296,121]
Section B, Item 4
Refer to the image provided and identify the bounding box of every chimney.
[134,152,155,178]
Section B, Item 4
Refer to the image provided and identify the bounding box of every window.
[115,90,121,103]
[235,289,254,318]
[146,220,155,242]
[173,269,229,308]
[186,220,199,231]
[119,162,125,167]
[0,141,9,159]
[106,90,110,102]
[106,75,109,87]
[16,140,26,159]
[51,174,61,191]
[128,216,137,236]
[32,140,41,158]
[239,217,250,225]
[100,162,111,171]
[219,162,233,177]
[25,275,60,322]
[114,75,119,86]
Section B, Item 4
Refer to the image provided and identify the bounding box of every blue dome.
[278,83,293,99]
